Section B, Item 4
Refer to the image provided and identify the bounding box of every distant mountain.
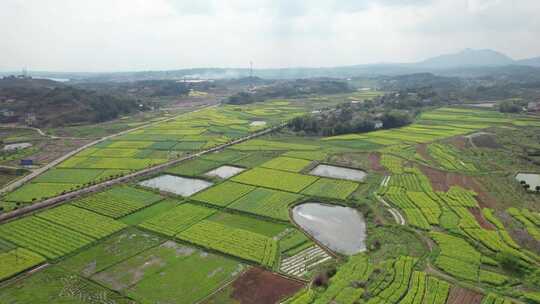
[6,49,540,81]
[516,56,540,67]
[415,49,514,69]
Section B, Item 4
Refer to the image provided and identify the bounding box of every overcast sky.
[1,0,539,72]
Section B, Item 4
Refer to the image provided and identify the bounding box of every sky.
[1,0,539,72]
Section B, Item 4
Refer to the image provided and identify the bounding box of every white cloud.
[0,0,538,72]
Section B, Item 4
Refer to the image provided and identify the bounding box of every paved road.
[0,105,216,196]
[0,121,286,223]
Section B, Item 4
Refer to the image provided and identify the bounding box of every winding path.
[375,194,406,226]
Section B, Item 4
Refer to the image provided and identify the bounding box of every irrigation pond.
[139,174,213,196]
[205,165,245,179]
[309,164,367,182]
[291,202,367,255]
[516,173,540,192]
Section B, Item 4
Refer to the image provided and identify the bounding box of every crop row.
[427,143,477,172]
[481,293,516,304]
[373,256,416,303]
[33,168,126,184]
[261,156,312,172]
[74,186,163,218]
[301,178,359,200]
[482,208,521,249]
[507,208,540,240]
[462,228,534,264]
[423,276,450,304]
[3,183,83,203]
[139,203,216,236]
[384,188,431,229]
[191,181,255,207]
[387,172,429,192]
[0,216,94,259]
[445,186,479,207]
[398,271,426,304]
[380,154,405,174]
[36,205,126,239]
[0,248,46,281]
[177,220,278,267]
[229,188,302,221]
[430,232,481,281]
[232,167,318,193]
[313,254,372,304]
[231,139,319,152]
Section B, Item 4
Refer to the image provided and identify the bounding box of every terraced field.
[0,104,539,304]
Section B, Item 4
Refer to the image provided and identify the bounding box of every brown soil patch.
[449,136,469,150]
[468,208,496,230]
[469,133,501,149]
[446,286,483,304]
[419,165,497,208]
[416,144,436,163]
[231,268,304,304]
[368,153,384,171]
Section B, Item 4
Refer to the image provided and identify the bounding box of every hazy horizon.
[2,0,540,72]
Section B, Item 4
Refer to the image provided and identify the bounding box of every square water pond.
[205,165,246,179]
[139,174,213,196]
[309,164,367,182]
[516,173,540,192]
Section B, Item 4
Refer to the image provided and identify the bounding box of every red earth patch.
[419,165,497,208]
[368,153,385,172]
[446,286,484,304]
[416,144,436,163]
[230,268,305,304]
[468,208,496,230]
[449,136,469,150]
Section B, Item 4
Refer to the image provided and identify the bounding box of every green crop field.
[58,227,164,277]
[191,181,255,207]
[0,248,46,281]
[91,241,244,304]
[177,220,278,267]
[139,203,216,236]
[229,187,302,220]
[0,267,134,303]
[36,205,126,239]
[73,186,164,218]
[301,177,359,200]
[120,199,179,225]
[0,216,95,259]
[33,168,126,184]
[207,212,289,237]
[4,182,83,203]
[166,158,221,176]
[2,98,540,304]
[261,156,312,172]
[232,167,318,192]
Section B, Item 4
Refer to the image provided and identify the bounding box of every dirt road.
[0,121,285,223]
[0,105,216,196]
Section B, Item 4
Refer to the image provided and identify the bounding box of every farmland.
[0,98,539,304]
[73,185,164,218]
[232,167,318,192]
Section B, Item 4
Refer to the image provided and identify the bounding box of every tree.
[498,100,522,113]
[381,111,413,129]
[497,251,524,274]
